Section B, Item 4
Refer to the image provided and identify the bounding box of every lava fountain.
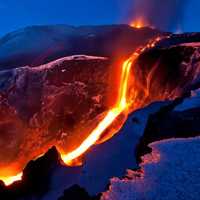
[2,35,165,186]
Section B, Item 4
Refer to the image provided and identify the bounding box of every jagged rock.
[90,193,102,200]
[58,184,90,200]
[57,184,103,200]
[0,56,112,178]
[131,45,200,108]
[0,146,61,200]
[135,95,200,164]
[22,146,61,191]
[0,104,24,169]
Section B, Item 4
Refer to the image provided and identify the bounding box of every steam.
[127,0,187,31]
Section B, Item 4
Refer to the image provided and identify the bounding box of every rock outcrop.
[57,184,102,200]
[135,94,200,163]
[0,146,61,200]
[0,55,112,177]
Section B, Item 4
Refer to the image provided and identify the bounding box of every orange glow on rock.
[60,45,149,165]
[1,35,166,185]
[61,54,136,164]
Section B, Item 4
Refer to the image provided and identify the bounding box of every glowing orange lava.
[130,17,154,29]
[60,44,158,165]
[131,23,142,29]
[61,56,135,165]
[1,36,165,185]
[3,173,22,186]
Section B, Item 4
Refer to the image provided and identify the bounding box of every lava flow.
[2,36,164,186]
[61,37,163,164]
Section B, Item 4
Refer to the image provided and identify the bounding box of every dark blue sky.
[0,0,200,37]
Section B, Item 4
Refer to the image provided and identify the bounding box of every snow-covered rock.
[101,137,200,200]
[174,89,200,111]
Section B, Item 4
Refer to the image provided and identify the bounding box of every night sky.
[0,0,200,37]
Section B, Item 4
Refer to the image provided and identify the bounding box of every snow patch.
[32,55,108,71]
[85,34,96,39]
[102,137,200,200]
[174,88,200,111]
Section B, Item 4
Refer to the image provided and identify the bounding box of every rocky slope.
[0,55,113,178]
[0,24,168,70]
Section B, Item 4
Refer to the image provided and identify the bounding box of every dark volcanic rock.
[22,146,60,191]
[135,95,200,164]
[90,193,102,200]
[0,55,112,176]
[129,44,200,112]
[58,184,90,200]
[0,104,24,169]
[0,146,61,200]
[57,184,102,200]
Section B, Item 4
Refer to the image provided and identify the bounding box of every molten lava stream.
[2,36,165,185]
[3,173,22,186]
[61,51,146,164]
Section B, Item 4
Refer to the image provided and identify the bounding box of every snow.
[101,137,200,200]
[33,54,108,71]
[178,42,200,47]
[163,42,200,50]
[174,89,200,111]
[85,34,96,39]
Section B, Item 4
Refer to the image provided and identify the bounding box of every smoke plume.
[127,0,187,31]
